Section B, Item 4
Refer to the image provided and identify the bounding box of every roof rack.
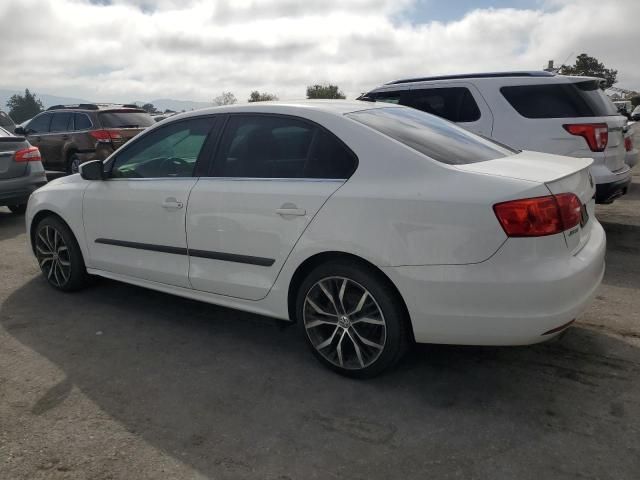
[46,103,143,111]
[385,71,556,85]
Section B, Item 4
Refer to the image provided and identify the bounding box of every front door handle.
[161,197,183,209]
[276,205,306,216]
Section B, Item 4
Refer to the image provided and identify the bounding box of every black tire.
[34,216,90,291]
[67,154,81,174]
[8,204,27,214]
[295,260,411,378]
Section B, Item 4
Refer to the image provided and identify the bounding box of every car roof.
[175,100,390,120]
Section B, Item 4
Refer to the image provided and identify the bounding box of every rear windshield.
[99,111,155,128]
[347,107,517,165]
[501,80,618,118]
[0,126,9,137]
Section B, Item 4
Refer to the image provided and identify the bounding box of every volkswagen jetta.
[26,101,605,377]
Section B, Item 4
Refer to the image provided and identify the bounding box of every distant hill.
[0,89,213,114]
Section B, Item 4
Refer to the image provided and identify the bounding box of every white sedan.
[26,101,605,377]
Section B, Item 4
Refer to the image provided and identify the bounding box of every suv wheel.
[68,154,81,174]
[296,260,410,378]
[8,204,27,214]
[34,216,90,291]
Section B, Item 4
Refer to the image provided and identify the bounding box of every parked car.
[14,104,155,173]
[624,126,638,168]
[631,106,640,121]
[362,71,631,204]
[0,110,16,132]
[0,126,46,214]
[26,101,605,377]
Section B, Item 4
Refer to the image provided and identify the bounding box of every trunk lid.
[455,151,595,253]
[0,137,28,179]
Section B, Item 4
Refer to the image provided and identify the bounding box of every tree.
[561,53,618,89]
[6,89,44,123]
[247,91,278,102]
[141,103,158,114]
[306,84,346,99]
[213,91,237,106]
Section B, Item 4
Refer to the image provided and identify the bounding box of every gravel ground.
[1,168,639,480]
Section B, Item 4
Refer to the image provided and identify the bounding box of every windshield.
[99,111,155,128]
[347,107,517,165]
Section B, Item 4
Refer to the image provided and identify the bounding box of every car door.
[83,117,218,288]
[44,112,74,169]
[186,114,357,300]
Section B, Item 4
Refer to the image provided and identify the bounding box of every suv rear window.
[348,107,516,165]
[98,111,155,128]
[501,80,618,118]
[0,111,15,130]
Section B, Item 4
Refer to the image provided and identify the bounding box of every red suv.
[15,104,155,173]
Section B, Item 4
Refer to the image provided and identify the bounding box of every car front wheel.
[34,216,89,291]
[296,260,410,378]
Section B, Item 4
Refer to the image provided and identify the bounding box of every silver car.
[0,126,47,214]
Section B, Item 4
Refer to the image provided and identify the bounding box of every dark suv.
[15,104,155,173]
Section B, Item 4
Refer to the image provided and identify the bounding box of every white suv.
[363,72,632,203]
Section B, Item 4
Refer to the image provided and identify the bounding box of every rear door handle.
[276,207,306,216]
[161,198,183,209]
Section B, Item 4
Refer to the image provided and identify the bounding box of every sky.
[0,0,637,104]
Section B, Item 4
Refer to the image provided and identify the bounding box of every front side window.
[27,113,52,133]
[214,115,356,179]
[348,107,516,165]
[50,112,73,132]
[110,118,214,178]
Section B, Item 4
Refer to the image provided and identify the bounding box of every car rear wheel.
[68,154,81,174]
[34,216,89,291]
[8,204,26,214]
[296,260,410,378]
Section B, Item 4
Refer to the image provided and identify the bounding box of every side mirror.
[79,160,104,180]
[14,126,26,135]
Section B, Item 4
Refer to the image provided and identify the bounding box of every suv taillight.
[624,135,633,152]
[563,123,608,152]
[14,146,42,162]
[90,129,123,143]
[493,193,582,237]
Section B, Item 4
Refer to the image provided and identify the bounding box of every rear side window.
[348,107,516,165]
[27,113,52,133]
[0,111,15,129]
[501,81,618,118]
[403,87,481,122]
[99,111,155,128]
[370,87,481,122]
[214,115,356,179]
[74,113,92,130]
[50,112,72,132]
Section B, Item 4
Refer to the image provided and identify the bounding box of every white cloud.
[0,0,638,104]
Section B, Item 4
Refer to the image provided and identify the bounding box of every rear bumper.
[382,222,606,346]
[0,171,47,207]
[625,148,638,169]
[595,176,632,204]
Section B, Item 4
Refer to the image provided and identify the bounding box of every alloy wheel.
[303,276,387,370]
[35,225,71,288]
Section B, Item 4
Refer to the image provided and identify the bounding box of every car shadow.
[0,208,26,242]
[2,276,640,479]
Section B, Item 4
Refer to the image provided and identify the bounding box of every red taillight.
[14,146,42,163]
[563,123,608,152]
[624,135,633,152]
[493,193,582,237]
[90,129,123,142]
